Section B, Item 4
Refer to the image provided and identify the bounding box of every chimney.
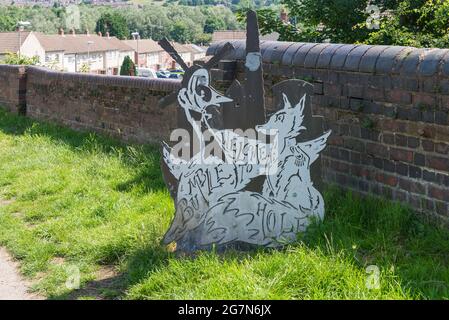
[70,28,76,36]
[98,31,102,37]
[85,29,90,36]
[59,28,64,36]
[106,32,110,38]
[280,8,288,23]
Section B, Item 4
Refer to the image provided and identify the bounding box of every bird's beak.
[209,89,233,107]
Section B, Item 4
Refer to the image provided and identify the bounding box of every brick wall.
[0,40,448,220]
[0,65,27,114]
[25,67,180,143]
[208,41,449,220]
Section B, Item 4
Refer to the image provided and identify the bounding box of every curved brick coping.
[0,64,26,74]
[25,66,181,92]
[208,40,449,77]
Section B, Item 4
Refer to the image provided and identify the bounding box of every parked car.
[156,70,171,78]
[169,69,185,75]
[169,73,183,79]
[136,68,157,79]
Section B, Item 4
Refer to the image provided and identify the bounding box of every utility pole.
[131,31,140,67]
[17,21,31,59]
[87,40,93,71]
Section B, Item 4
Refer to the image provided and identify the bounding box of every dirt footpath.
[0,247,42,300]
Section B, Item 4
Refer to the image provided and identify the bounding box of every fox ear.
[298,130,332,164]
[282,93,293,110]
[296,93,306,114]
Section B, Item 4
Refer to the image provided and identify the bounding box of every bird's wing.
[297,130,332,164]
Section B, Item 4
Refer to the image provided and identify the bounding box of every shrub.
[1,52,39,65]
[120,56,137,76]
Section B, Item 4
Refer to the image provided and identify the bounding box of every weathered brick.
[343,45,371,71]
[366,142,388,158]
[382,133,395,145]
[323,83,342,96]
[422,139,435,152]
[292,43,319,67]
[375,46,408,74]
[419,49,447,76]
[407,136,420,149]
[376,173,398,187]
[399,178,426,194]
[359,46,388,73]
[435,111,448,125]
[423,170,437,183]
[395,134,407,147]
[387,90,412,104]
[400,48,427,75]
[330,44,359,69]
[361,128,380,141]
[413,93,436,108]
[427,156,449,172]
[383,159,396,172]
[409,165,422,179]
[390,148,414,163]
[413,153,425,167]
[304,43,331,68]
[428,185,448,201]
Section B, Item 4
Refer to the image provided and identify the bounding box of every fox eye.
[196,85,212,102]
[276,114,285,122]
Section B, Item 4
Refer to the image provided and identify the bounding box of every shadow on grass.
[49,244,172,300]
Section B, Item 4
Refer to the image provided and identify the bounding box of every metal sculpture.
[159,11,331,252]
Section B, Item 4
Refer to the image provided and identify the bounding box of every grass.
[0,107,448,299]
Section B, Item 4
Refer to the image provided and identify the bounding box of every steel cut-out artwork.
[158,11,331,252]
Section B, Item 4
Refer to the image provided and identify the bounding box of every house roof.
[181,43,206,54]
[171,42,191,53]
[212,30,246,42]
[212,30,279,42]
[0,32,32,54]
[122,39,163,54]
[104,36,134,52]
[34,33,132,54]
[122,39,191,54]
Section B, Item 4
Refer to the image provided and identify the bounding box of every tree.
[120,56,136,76]
[170,21,193,43]
[95,12,129,40]
[203,16,226,34]
[249,0,449,48]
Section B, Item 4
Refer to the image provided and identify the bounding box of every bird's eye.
[196,85,212,102]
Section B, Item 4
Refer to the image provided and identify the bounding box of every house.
[0,30,206,74]
[0,30,134,74]
[122,39,163,70]
[34,30,134,74]
[122,39,200,70]
[159,42,193,70]
[183,44,207,63]
[0,32,45,61]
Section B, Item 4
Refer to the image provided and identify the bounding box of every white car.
[136,68,157,79]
